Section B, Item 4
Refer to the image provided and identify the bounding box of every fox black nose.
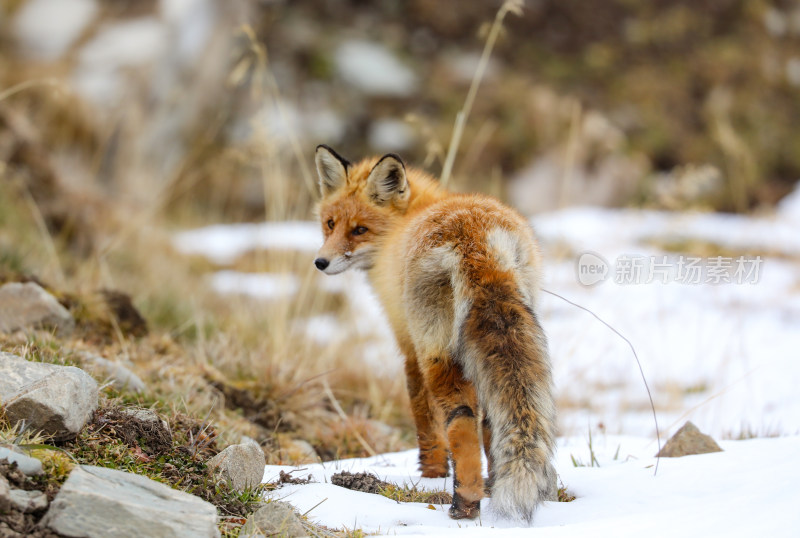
[314,258,329,271]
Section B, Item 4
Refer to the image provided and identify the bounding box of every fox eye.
[327,219,335,230]
[352,226,368,236]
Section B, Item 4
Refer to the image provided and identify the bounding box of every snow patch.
[292,315,342,346]
[532,206,800,439]
[265,436,800,536]
[533,206,800,257]
[172,222,322,265]
[210,271,299,300]
[777,182,800,224]
[368,119,415,151]
[160,0,215,64]
[79,18,167,68]
[446,52,498,83]
[74,18,168,105]
[13,0,98,61]
[248,101,345,146]
[317,270,404,372]
[334,40,418,97]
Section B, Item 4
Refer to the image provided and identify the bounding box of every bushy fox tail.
[459,276,557,523]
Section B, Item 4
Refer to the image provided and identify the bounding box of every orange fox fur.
[313,145,556,522]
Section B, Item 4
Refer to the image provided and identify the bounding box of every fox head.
[314,145,410,275]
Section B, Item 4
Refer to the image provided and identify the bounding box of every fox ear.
[366,153,409,205]
[315,145,350,196]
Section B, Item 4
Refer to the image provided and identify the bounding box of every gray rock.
[116,408,169,432]
[41,465,220,538]
[9,488,48,513]
[240,502,307,537]
[79,352,146,393]
[0,281,74,334]
[0,352,98,440]
[0,475,10,513]
[656,421,723,457]
[0,446,44,476]
[208,440,265,492]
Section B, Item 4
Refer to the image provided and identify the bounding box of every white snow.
[13,0,99,61]
[79,18,167,68]
[317,270,403,368]
[264,436,800,536]
[532,206,800,439]
[159,0,215,64]
[292,314,341,346]
[534,206,800,258]
[73,17,168,105]
[777,182,800,223]
[334,40,418,97]
[446,52,498,83]
[172,221,321,264]
[368,118,416,151]
[247,101,345,146]
[210,271,299,300]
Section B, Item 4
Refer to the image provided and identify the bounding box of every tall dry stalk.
[440,0,524,187]
[559,100,583,209]
[237,25,317,205]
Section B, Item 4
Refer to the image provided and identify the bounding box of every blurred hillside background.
[3,0,800,229]
[1,0,799,467]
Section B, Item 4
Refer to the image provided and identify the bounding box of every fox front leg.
[404,351,449,478]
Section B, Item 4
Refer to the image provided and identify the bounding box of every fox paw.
[421,468,449,478]
[448,493,480,520]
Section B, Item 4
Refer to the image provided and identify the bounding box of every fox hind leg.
[423,355,483,519]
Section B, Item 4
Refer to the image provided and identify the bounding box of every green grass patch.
[558,485,576,503]
[379,483,453,505]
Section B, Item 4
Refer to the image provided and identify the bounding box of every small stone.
[240,502,307,538]
[41,465,219,537]
[96,407,172,455]
[0,352,98,440]
[208,441,265,492]
[79,352,146,393]
[0,281,74,334]
[116,408,169,431]
[9,488,48,513]
[98,290,148,338]
[656,421,723,457]
[0,446,44,476]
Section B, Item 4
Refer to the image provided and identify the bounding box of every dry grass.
[0,151,412,459]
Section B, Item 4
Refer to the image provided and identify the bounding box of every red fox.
[313,145,556,522]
